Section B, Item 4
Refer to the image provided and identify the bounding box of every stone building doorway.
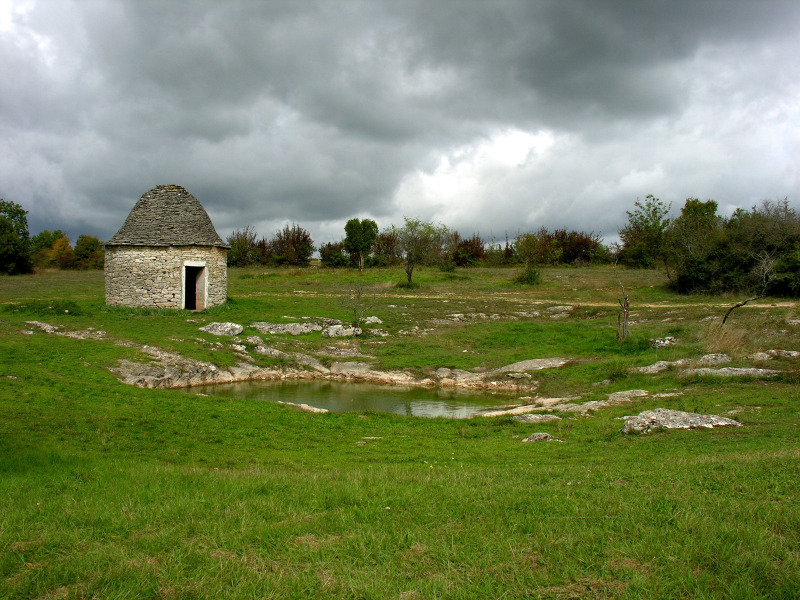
[184,264,207,310]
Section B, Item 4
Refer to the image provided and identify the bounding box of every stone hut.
[104,185,229,310]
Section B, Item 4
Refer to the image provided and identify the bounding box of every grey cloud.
[2,0,799,245]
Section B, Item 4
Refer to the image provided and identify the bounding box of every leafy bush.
[270,223,314,267]
[513,265,541,285]
[666,198,800,297]
[226,227,257,267]
[319,241,350,268]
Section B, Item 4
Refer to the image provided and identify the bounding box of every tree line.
[3,194,798,297]
[0,200,104,274]
[617,195,800,297]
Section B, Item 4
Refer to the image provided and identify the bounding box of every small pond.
[183,380,516,419]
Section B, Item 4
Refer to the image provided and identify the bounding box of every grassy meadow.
[1,264,798,599]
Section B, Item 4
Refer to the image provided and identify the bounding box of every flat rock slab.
[635,359,690,374]
[277,401,328,414]
[200,322,243,336]
[620,408,742,434]
[253,322,322,335]
[684,367,782,377]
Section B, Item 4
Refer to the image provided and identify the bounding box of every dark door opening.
[185,266,203,310]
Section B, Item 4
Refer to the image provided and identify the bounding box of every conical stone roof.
[107,185,229,247]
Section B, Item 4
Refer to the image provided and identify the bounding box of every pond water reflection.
[183,380,515,418]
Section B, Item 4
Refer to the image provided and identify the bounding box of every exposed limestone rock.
[329,361,417,385]
[252,321,322,335]
[111,345,283,389]
[620,408,741,434]
[512,414,562,423]
[363,316,383,324]
[276,401,328,414]
[24,321,105,339]
[684,367,782,377]
[522,432,563,442]
[366,328,389,337]
[514,310,540,318]
[787,319,800,326]
[546,305,572,312]
[322,324,362,337]
[480,398,579,417]
[650,336,679,349]
[318,345,374,359]
[698,353,731,366]
[768,349,800,358]
[607,389,649,402]
[64,329,106,340]
[254,345,288,359]
[635,359,691,374]
[200,322,243,336]
[496,358,570,373]
[25,321,60,334]
[748,352,773,361]
[252,345,329,373]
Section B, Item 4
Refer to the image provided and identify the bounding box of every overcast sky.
[2,0,799,246]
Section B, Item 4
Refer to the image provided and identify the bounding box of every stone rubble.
[650,336,679,349]
[619,408,742,434]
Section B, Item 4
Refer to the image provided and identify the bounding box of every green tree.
[0,199,32,274]
[343,218,378,272]
[48,236,76,269]
[74,234,104,269]
[30,229,65,266]
[663,198,722,289]
[394,217,446,285]
[619,195,672,268]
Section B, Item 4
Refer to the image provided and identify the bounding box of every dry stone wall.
[105,245,227,309]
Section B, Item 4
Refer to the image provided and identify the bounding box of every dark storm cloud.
[2,0,798,243]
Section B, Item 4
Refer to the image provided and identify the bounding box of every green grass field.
[1,265,798,599]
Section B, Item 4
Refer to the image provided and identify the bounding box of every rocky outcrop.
[635,359,691,374]
[697,353,731,366]
[252,321,323,335]
[111,345,287,388]
[620,408,742,434]
[684,367,782,377]
[322,324,362,337]
[200,322,243,336]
